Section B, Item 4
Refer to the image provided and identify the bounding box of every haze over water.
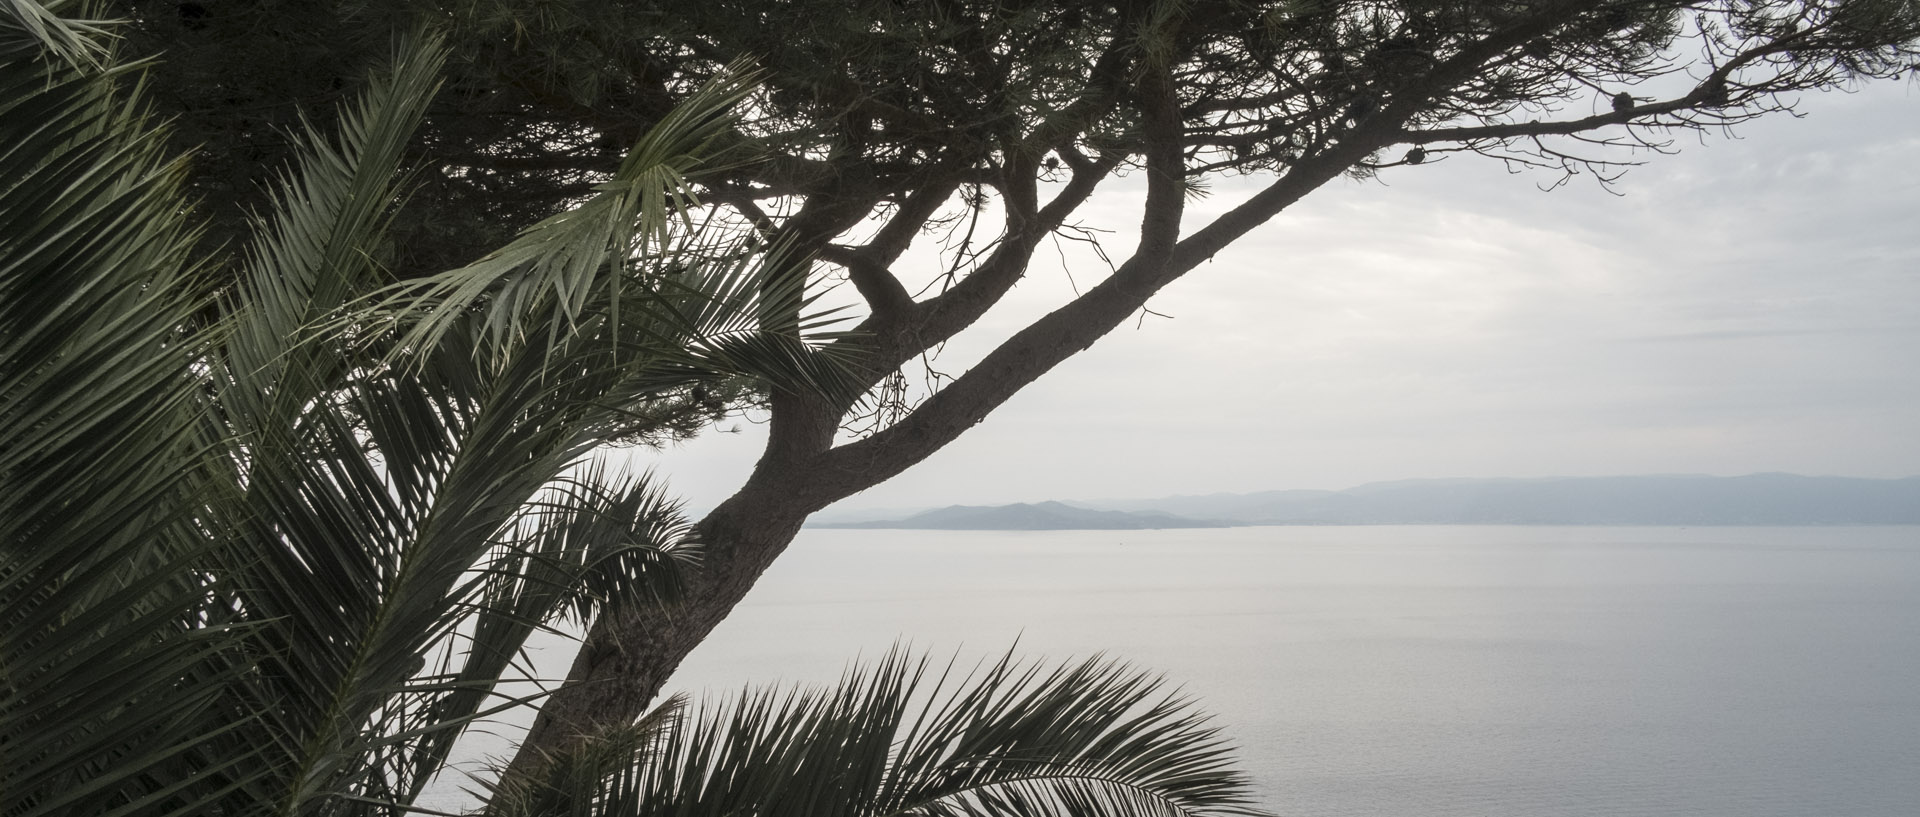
[658,525,1920,816]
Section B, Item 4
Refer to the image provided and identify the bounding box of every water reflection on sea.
[654,525,1920,817]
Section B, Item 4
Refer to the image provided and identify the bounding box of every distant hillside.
[1076,474,1920,525]
[813,501,1229,530]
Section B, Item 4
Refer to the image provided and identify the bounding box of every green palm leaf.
[495,649,1270,817]
[0,0,105,67]
[359,65,767,360]
[191,25,801,817]
[1,7,247,816]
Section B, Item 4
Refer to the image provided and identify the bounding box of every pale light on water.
[656,526,1920,816]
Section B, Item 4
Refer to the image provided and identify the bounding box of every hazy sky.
[624,79,1920,515]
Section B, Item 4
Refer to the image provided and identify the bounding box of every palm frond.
[608,234,866,399]
[181,34,628,814]
[198,40,782,807]
[0,9,248,815]
[358,66,765,360]
[221,30,446,427]
[507,465,701,626]
[0,0,108,67]
[496,649,1270,817]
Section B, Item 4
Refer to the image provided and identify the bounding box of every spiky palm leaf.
[492,650,1271,817]
[4,5,850,815]
[353,63,812,361]
[198,30,850,817]
[0,5,251,816]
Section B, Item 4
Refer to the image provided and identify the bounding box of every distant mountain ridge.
[1078,474,1920,525]
[813,501,1227,530]
[812,475,1920,529]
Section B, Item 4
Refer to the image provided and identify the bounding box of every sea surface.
[445,525,1920,815]
[653,525,1920,816]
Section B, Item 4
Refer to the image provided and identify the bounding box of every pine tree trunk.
[497,389,844,792]
[504,488,812,778]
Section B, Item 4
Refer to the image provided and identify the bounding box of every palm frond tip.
[498,649,1271,817]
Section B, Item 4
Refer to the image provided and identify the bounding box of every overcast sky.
[623,79,1920,515]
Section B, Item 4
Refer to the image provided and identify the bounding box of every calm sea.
[644,525,1920,816]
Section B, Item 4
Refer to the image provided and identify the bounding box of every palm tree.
[0,4,1268,816]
